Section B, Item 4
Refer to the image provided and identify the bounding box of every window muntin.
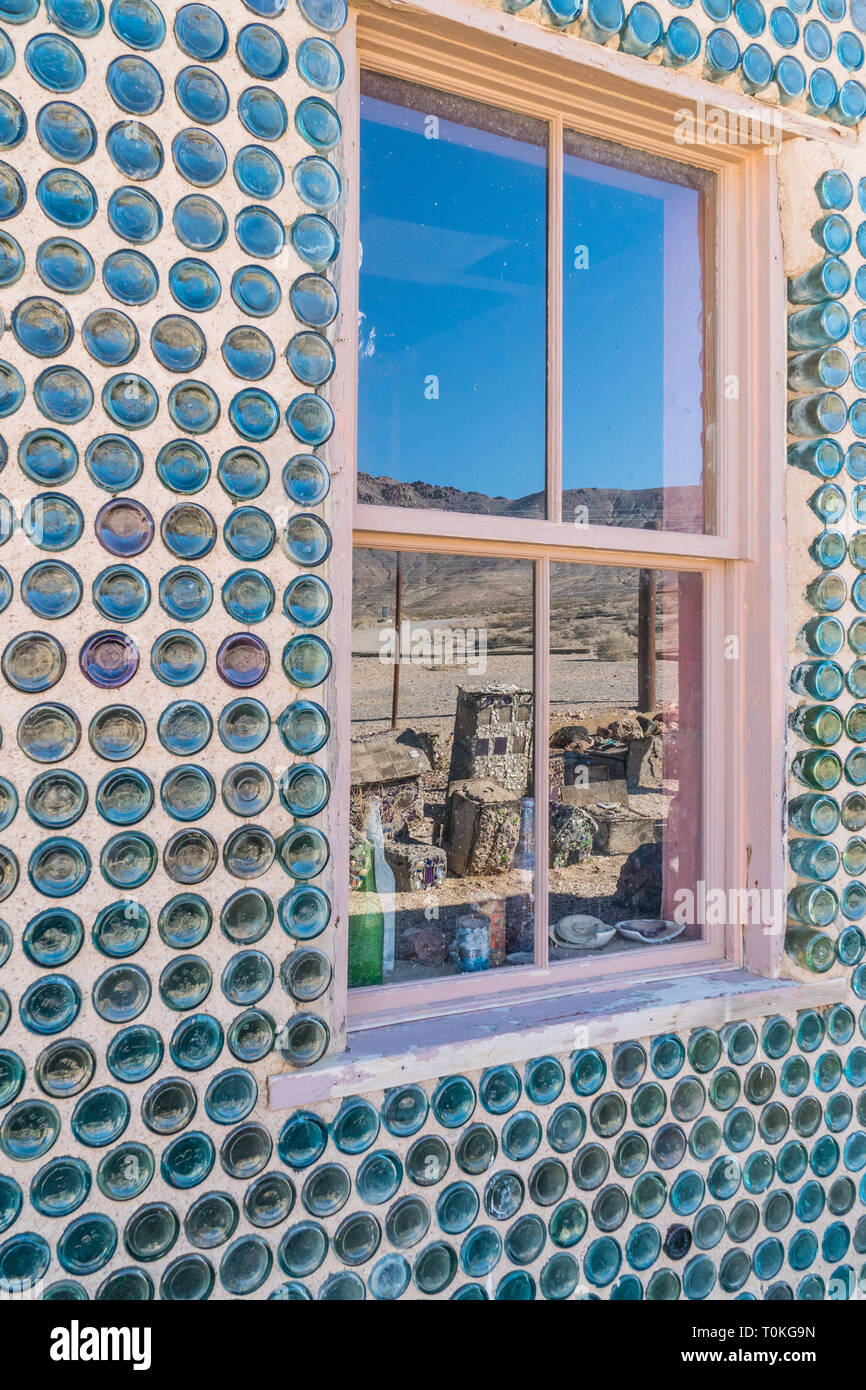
[358,73,548,518]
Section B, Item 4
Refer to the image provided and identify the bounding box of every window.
[340,9,783,1026]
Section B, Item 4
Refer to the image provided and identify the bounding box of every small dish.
[551,914,615,951]
[615,918,685,944]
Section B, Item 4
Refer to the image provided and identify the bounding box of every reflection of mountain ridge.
[354,476,696,643]
[357,472,702,531]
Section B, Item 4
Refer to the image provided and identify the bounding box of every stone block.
[350,730,431,835]
[448,685,533,795]
[553,749,629,807]
[549,803,594,868]
[561,780,629,808]
[625,734,664,791]
[414,728,451,773]
[444,778,521,877]
[384,839,447,893]
[350,780,424,837]
[591,804,661,856]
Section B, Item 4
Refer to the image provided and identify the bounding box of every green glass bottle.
[809,529,846,567]
[347,830,383,988]
[791,748,843,790]
[842,791,866,829]
[848,662,866,698]
[785,924,836,972]
[846,747,866,784]
[790,660,844,700]
[842,836,866,875]
[789,704,844,746]
[847,705,866,742]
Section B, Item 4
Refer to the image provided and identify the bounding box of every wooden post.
[391,551,402,729]
[638,567,657,714]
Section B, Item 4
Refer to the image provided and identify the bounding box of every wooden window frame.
[327,0,791,1044]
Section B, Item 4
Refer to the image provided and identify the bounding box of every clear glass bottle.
[798,615,844,656]
[816,169,853,211]
[788,391,848,437]
[364,797,395,976]
[788,836,840,880]
[619,1,661,55]
[788,348,850,391]
[809,483,847,523]
[507,796,535,956]
[787,301,850,349]
[804,572,846,612]
[787,882,839,927]
[788,438,844,478]
[579,0,624,45]
[812,214,852,256]
[787,257,851,304]
[789,793,840,836]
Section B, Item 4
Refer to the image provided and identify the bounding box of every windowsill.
[267,963,848,1108]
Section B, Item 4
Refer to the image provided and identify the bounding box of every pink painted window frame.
[328,0,789,1041]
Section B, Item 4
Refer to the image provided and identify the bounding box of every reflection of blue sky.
[359,93,704,502]
[563,154,703,493]
[359,94,546,502]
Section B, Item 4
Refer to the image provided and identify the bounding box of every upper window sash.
[356,69,716,542]
[348,5,781,566]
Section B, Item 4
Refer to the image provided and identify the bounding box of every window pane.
[548,561,702,957]
[358,73,547,519]
[350,549,535,986]
[563,131,713,534]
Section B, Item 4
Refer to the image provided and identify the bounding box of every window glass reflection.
[349,549,536,985]
[562,131,712,533]
[358,73,548,519]
[548,562,703,957]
